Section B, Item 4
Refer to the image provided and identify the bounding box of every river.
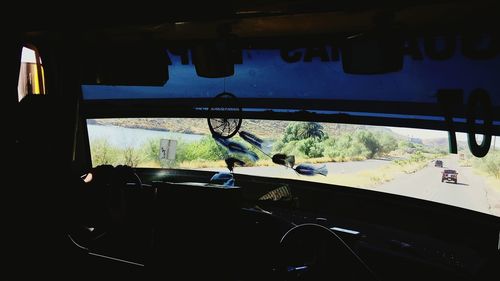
[87,124,204,148]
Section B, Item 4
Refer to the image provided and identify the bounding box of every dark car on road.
[435,160,443,167]
[442,169,458,184]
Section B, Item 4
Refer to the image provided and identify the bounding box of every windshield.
[80,32,499,218]
[87,118,500,217]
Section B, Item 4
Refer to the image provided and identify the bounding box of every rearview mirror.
[81,44,169,86]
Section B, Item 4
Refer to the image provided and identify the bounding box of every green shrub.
[354,131,380,158]
[377,133,398,155]
[122,147,142,167]
[323,134,371,160]
[176,137,228,163]
[142,138,161,164]
[90,138,119,166]
[474,150,500,179]
[282,122,326,142]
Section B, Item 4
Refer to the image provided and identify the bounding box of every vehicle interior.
[8,1,500,280]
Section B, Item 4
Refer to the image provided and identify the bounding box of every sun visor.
[341,32,404,74]
[81,44,169,86]
[192,39,235,78]
[81,33,500,137]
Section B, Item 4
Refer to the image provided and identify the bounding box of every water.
[87,124,204,149]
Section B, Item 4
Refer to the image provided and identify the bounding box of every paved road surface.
[203,158,390,177]
[376,155,495,216]
[203,156,498,216]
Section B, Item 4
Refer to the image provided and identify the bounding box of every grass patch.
[239,156,431,189]
[486,177,500,190]
[137,151,435,189]
[309,154,434,188]
[139,161,161,168]
[398,161,429,174]
[319,164,396,187]
[472,168,500,191]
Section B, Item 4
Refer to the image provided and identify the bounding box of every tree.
[301,122,326,139]
[282,122,326,142]
[123,147,141,167]
[144,138,161,164]
[354,131,380,158]
[476,150,500,179]
[377,133,398,155]
[91,139,117,165]
[297,138,325,158]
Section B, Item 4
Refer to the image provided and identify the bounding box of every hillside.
[90,118,399,140]
[422,137,467,150]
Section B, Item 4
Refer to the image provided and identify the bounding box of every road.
[377,155,497,216]
[203,158,390,177]
[203,156,499,217]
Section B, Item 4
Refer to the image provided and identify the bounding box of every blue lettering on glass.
[82,36,499,109]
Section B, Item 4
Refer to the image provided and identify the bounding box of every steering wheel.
[107,165,143,224]
[80,165,143,228]
[279,223,376,281]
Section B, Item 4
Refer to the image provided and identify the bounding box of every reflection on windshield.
[87,118,500,217]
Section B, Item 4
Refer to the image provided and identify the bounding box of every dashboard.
[70,167,500,281]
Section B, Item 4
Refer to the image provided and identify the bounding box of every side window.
[17,46,45,102]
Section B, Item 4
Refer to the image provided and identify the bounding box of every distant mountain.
[422,138,448,147]
[422,137,467,149]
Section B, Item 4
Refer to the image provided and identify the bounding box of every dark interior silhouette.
[7,1,500,280]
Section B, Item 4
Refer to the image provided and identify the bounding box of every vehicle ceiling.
[18,0,498,37]
[16,0,500,136]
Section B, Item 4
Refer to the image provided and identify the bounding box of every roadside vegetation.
[473,150,500,180]
[460,149,500,190]
[90,121,443,187]
[91,122,404,167]
[460,149,500,178]
[457,148,500,215]
[273,122,398,161]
